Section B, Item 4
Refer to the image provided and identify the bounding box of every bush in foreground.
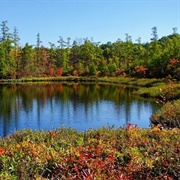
[0,126,179,179]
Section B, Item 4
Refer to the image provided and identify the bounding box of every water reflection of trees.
[0,83,159,137]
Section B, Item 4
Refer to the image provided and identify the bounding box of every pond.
[0,82,160,137]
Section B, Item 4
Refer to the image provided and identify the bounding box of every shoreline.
[0,76,179,99]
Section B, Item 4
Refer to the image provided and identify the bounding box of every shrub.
[0,126,179,179]
[150,100,180,128]
[133,65,148,78]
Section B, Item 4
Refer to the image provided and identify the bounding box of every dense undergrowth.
[0,126,180,179]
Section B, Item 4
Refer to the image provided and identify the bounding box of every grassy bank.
[0,126,179,179]
[97,77,180,99]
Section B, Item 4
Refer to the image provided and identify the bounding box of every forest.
[0,21,179,80]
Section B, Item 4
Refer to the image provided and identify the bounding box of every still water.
[0,83,159,137]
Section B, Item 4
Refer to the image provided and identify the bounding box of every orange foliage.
[57,68,63,76]
[0,148,5,156]
[134,65,147,77]
[168,58,179,68]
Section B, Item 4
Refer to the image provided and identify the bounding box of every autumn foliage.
[0,21,180,79]
[0,126,179,179]
[133,65,147,77]
[150,80,180,128]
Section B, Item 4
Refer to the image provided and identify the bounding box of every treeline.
[0,21,179,79]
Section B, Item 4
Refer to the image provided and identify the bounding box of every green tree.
[19,43,35,77]
[70,40,80,71]
[89,62,97,76]
[98,58,109,76]
[172,27,178,35]
[101,41,113,63]
[12,27,20,76]
[57,36,66,49]
[151,26,158,41]
[0,43,6,77]
[39,46,49,75]
[108,61,117,76]
[66,37,71,48]
[111,40,122,70]
[13,27,20,51]
[123,33,133,74]
[132,40,147,67]
[0,21,16,78]
[56,37,70,75]
[46,42,57,76]
[36,33,42,74]
[56,36,65,68]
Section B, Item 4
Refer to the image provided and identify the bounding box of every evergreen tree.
[0,43,6,77]
[172,27,178,35]
[12,27,20,76]
[36,33,42,62]
[0,21,15,77]
[151,26,158,41]
[66,37,71,48]
[19,43,35,77]
[70,40,80,70]
[124,34,133,74]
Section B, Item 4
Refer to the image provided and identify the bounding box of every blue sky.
[0,0,180,47]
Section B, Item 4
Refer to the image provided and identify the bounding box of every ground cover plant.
[0,125,179,179]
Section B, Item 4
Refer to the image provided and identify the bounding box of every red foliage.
[57,68,63,76]
[44,146,130,179]
[46,67,56,76]
[134,66,147,77]
[168,58,179,69]
[0,148,5,156]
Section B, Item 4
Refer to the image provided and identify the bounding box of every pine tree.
[151,26,158,41]
[0,21,14,77]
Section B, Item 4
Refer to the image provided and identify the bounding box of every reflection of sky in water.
[0,84,159,137]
